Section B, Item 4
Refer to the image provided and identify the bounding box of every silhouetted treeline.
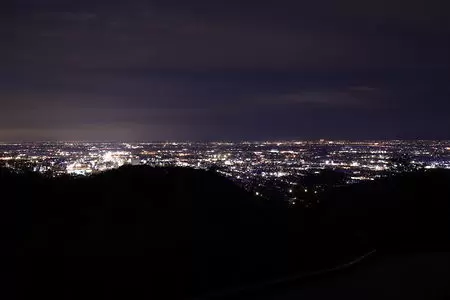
[3,165,450,299]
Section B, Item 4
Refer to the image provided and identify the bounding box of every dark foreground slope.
[5,166,292,299]
[222,170,450,299]
[320,169,450,252]
[3,167,450,299]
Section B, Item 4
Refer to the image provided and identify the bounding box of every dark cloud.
[2,0,450,140]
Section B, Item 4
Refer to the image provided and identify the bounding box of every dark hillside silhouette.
[4,166,450,299]
[319,170,450,252]
[8,166,292,299]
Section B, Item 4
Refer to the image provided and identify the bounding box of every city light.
[0,141,449,197]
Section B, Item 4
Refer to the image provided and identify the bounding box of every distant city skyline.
[1,140,449,203]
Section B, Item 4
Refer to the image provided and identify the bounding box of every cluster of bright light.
[0,141,449,183]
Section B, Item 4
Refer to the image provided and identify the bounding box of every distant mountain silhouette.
[4,166,450,299]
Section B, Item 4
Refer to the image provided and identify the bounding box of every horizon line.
[0,139,449,144]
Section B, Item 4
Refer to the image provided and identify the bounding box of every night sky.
[3,0,450,141]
